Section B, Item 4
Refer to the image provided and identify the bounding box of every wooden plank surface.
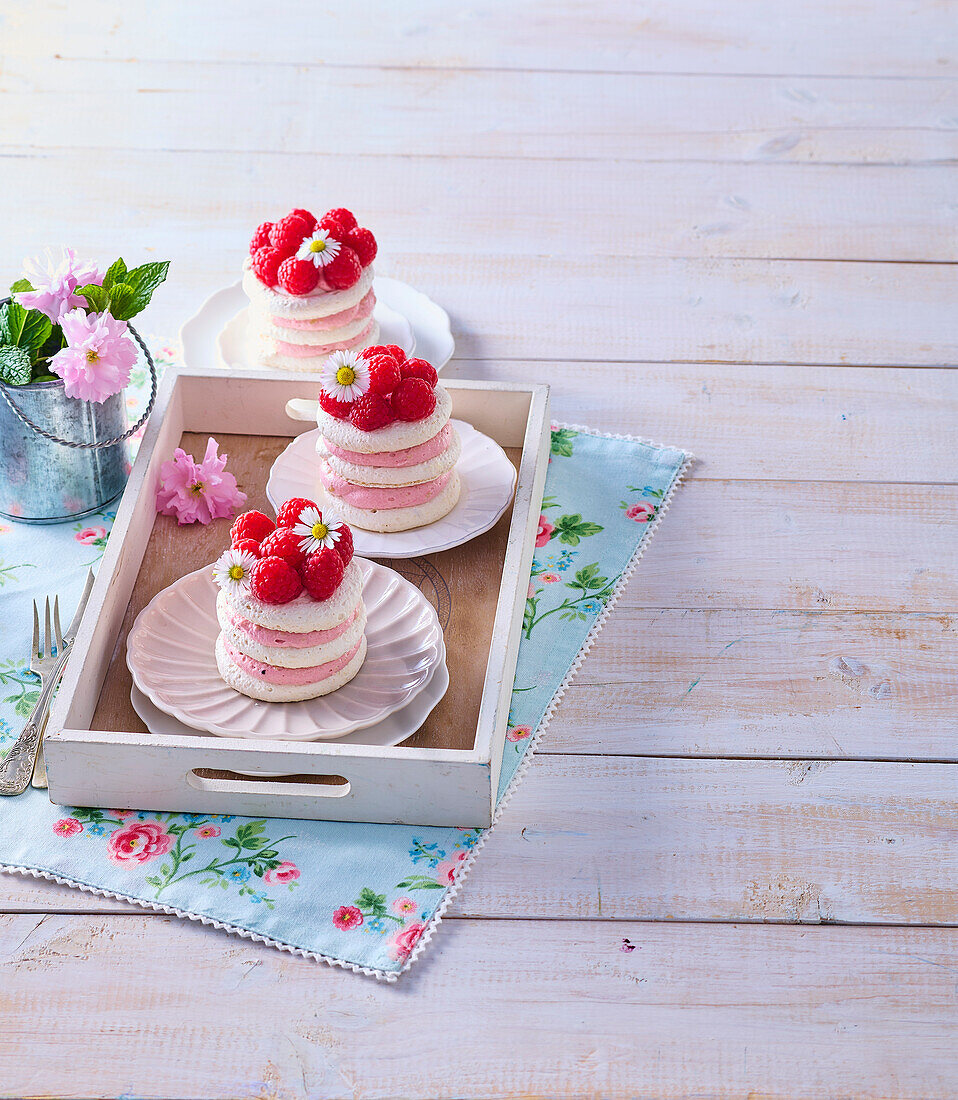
[3,915,958,1100]
[5,63,958,166]
[5,0,956,76]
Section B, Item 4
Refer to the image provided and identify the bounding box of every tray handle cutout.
[188,768,351,799]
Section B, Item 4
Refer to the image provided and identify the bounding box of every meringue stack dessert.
[313,344,461,532]
[242,206,379,371]
[212,500,365,702]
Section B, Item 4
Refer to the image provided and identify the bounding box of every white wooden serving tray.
[44,368,550,827]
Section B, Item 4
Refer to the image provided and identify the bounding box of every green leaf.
[123,260,170,318]
[550,428,576,457]
[77,283,108,313]
[241,836,264,850]
[106,282,137,320]
[0,345,32,385]
[102,258,127,291]
[145,875,162,888]
[10,278,33,294]
[553,514,604,546]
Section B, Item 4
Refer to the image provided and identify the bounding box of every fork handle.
[0,659,64,796]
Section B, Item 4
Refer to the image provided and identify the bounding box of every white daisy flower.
[294,506,346,555]
[320,350,369,403]
[296,229,342,268]
[211,547,257,593]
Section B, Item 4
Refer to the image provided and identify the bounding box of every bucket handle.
[0,305,157,449]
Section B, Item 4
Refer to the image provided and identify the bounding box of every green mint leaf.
[0,301,26,345]
[20,311,52,357]
[10,278,33,294]
[124,260,170,318]
[0,345,33,385]
[77,284,108,313]
[106,282,136,320]
[102,258,127,291]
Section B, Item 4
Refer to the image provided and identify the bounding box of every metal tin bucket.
[0,319,157,524]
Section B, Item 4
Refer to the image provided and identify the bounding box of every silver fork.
[0,571,94,796]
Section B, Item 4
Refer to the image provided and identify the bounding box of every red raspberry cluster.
[248,207,377,296]
[228,499,354,605]
[320,344,438,431]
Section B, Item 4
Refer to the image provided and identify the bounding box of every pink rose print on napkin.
[388,921,426,961]
[392,897,417,916]
[625,501,655,523]
[196,825,221,839]
[75,525,107,545]
[506,725,532,743]
[435,861,460,886]
[107,821,174,864]
[264,861,300,885]
[535,515,554,547]
[333,905,364,931]
[540,572,559,583]
[53,818,82,837]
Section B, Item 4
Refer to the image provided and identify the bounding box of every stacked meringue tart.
[212,499,365,702]
[242,206,379,370]
[313,343,461,532]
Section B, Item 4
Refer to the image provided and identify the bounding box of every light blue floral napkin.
[0,349,690,979]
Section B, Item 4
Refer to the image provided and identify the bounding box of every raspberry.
[319,390,352,419]
[322,207,357,234]
[359,343,391,362]
[250,221,273,254]
[317,212,349,239]
[276,497,317,529]
[290,208,316,229]
[381,344,407,363]
[258,527,307,569]
[230,510,275,545]
[278,256,320,296]
[349,391,395,431]
[345,227,377,266]
[269,213,312,257]
[392,377,436,421]
[365,353,402,396]
[251,246,284,288]
[233,538,261,558]
[300,546,345,601]
[323,247,362,290]
[332,524,354,567]
[400,357,438,386]
[249,556,303,605]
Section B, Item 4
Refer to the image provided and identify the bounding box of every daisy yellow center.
[335,365,356,386]
[85,349,100,363]
[309,239,327,254]
[311,521,329,541]
[228,564,245,581]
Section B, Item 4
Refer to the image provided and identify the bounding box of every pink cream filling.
[224,636,363,686]
[225,605,359,649]
[274,318,376,357]
[320,464,453,510]
[271,290,375,331]
[323,424,453,469]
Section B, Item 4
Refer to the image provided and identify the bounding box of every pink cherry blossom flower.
[75,525,107,545]
[17,247,102,322]
[540,572,560,583]
[155,436,247,525]
[387,920,426,960]
[106,821,174,864]
[535,515,554,547]
[196,825,221,839]
[52,817,82,837]
[264,861,300,885]
[50,308,138,402]
[507,725,532,743]
[392,897,418,916]
[333,905,363,931]
[625,501,656,523]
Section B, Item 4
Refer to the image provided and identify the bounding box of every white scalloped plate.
[127,559,444,741]
[129,651,449,749]
[265,419,517,558]
[180,276,454,372]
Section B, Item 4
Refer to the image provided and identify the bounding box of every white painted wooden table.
[2,3,958,1096]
